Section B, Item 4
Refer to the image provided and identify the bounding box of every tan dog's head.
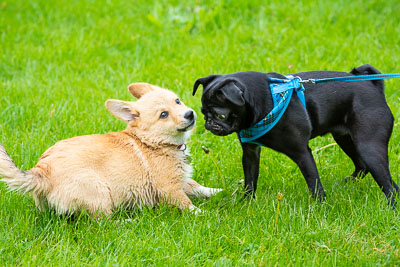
[106,83,197,145]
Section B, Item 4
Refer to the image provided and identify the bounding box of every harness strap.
[270,76,306,108]
[239,76,305,143]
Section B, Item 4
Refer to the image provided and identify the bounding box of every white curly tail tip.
[0,144,24,185]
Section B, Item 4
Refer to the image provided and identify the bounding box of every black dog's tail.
[350,64,384,92]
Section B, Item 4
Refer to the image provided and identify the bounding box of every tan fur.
[0,83,222,216]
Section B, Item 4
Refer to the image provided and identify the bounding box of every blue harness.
[239,76,306,144]
[239,73,400,145]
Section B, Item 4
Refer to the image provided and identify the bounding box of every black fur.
[193,64,399,207]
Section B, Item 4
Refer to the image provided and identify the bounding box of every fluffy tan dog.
[0,83,222,216]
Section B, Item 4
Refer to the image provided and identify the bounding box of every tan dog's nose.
[184,110,195,121]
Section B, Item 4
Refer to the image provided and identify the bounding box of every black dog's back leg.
[332,133,368,182]
[354,140,398,207]
[351,111,399,207]
[288,146,326,200]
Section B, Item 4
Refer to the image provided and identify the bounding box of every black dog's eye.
[217,114,226,120]
[160,111,169,119]
[175,99,181,104]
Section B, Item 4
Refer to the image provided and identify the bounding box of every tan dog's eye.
[160,111,169,119]
[217,114,226,120]
[175,99,181,104]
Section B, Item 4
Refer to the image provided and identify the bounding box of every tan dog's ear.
[128,83,155,99]
[105,99,139,124]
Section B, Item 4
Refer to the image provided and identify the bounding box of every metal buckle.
[299,78,315,84]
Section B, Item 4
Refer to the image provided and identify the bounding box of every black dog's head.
[193,75,247,136]
[193,71,274,136]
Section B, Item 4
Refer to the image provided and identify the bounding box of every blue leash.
[298,73,400,84]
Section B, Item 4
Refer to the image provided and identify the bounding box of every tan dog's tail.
[0,143,49,195]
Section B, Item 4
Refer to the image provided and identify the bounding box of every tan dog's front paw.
[189,204,203,215]
[193,186,223,198]
[208,188,223,196]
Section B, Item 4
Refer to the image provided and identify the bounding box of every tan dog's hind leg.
[47,174,114,217]
[33,193,48,212]
[183,178,223,198]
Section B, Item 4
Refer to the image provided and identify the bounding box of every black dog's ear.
[218,81,245,106]
[193,75,220,96]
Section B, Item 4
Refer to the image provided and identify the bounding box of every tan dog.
[0,83,222,216]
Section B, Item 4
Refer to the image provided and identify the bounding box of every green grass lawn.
[1,0,400,265]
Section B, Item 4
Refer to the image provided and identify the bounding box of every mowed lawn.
[1,0,400,265]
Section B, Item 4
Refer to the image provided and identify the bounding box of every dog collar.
[239,75,306,144]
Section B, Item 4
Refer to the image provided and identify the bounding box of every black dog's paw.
[311,191,326,202]
[243,190,256,200]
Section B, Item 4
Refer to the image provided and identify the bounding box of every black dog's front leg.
[241,142,261,198]
[290,147,326,200]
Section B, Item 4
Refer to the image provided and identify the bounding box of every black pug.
[193,64,399,207]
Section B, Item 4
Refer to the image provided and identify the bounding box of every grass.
[1,0,400,265]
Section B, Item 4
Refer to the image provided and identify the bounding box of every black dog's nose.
[184,110,194,120]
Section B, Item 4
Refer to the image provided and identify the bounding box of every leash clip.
[299,78,316,84]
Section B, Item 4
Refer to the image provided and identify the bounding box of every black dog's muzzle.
[205,120,228,136]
